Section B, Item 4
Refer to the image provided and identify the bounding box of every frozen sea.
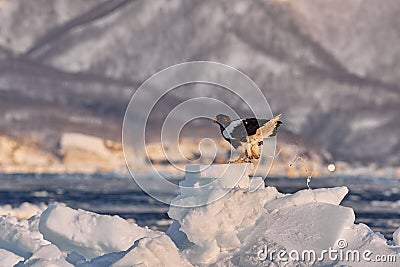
[0,173,399,239]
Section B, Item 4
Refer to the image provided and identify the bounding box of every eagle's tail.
[258,114,282,138]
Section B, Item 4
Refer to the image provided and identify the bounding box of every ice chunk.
[0,248,24,266]
[216,203,355,266]
[38,204,160,260]
[168,186,279,264]
[264,186,348,211]
[113,234,193,267]
[248,176,265,192]
[68,251,125,267]
[336,223,400,266]
[185,163,252,180]
[17,244,72,267]
[171,163,254,208]
[394,227,400,246]
[0,215,49,258]
[183,163,252,189]
[253,203,355,253]
[71,234,192,267]
[168,178,357,265]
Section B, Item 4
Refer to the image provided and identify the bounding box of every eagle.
[213,114,282,163]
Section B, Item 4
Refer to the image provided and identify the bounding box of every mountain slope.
[0,0,399,164]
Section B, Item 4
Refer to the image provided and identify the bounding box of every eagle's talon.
[228,157,252,164]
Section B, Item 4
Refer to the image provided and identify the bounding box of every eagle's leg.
[248,139,262,160]
[228,145,251,163]
[229,153,251,163]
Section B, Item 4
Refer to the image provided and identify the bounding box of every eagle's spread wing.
[247,114,282,159]
[256,114,282,138]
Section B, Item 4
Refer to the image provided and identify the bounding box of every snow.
[173,163,252,207]
[0,164,399,266]
[257,203,355,253]
[112,235,192,267]
[394,228,400,246]
[336,223,399,267]
[0,248,23,266]
[0,214,49,259]
[168,186,280,263]
[167,164,400,265]
[17,244,73,267]
[38,204,160,260]
[184,163,252,186]
[263,186,349,211]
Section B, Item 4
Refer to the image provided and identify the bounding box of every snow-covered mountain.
[0,0,399,165]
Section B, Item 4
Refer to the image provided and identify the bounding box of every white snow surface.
[38,204,161,260]
[0,248,24,266]
[112,235,193,267]
[0,214,49,259]
[0,164,399,266]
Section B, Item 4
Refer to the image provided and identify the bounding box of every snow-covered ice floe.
[0,163,399,266]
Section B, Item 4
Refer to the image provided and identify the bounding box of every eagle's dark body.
[213,114,282,162]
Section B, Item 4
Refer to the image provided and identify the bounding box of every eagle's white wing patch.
[222,119,243,139]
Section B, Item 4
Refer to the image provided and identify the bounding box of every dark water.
[0,173,399,239]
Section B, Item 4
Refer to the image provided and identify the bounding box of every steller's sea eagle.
[213,114,282,163]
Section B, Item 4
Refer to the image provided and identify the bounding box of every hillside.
[0,0,399,165]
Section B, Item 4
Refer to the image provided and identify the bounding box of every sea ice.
[0,248,23,266]
[1,163,400,266]
[393,227,400,246]
[38,204,160,260]
[0,214,49,259]
[166,164,400,266]
[112,234,193,267]
[16,244,72,267]
[172,163,253,207]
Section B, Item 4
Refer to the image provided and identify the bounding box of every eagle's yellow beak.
[213,118,217,123]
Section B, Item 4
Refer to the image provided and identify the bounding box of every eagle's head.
[213,114,232,127]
